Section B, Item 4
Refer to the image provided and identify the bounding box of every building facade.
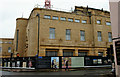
[0,38,14,58]
[14,6,112,57]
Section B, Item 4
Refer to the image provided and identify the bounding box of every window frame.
[75,19,80,23]
[80,30,85,41]
[97,20,101,24]
[49,28,55,39]
[44,15,51,19]
[106,22,111,26]
[108,32,112,42]
[82,20,87,24]
[60,17,66,21]
[52,16,59,20]
[66,29,71,40]
[68,18,73,22]
[97,31,102,42]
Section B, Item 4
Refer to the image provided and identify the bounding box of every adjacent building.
[13,6,112,57]
[0,38,14,58]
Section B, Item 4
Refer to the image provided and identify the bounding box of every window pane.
[98,52,103,56]
[49,28,55,39]
[75,19,80,23]
[63,51,73,56]
[0,47,2,52]
[108,32,112,42]
[60,17,66,21]
[106,22,111,26]
[97,31,102,41]
[52,16,58,20]
[80,30,85,41]
[8,47,11,53]
[78,52,87,56]
[68,18,73,22]
[82,20,87,23]
[46,51,58,56]
[44,15,51,19]
[66,29,71,40]
[97,20,101,24]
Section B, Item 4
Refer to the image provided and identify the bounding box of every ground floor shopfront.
[31,45,107,57]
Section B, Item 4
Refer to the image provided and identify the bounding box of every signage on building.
[115,40,120,65]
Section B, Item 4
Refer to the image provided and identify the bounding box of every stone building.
[0,38,14,58]
[13,6,112,57]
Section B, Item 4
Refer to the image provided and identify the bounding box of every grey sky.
[0,0,109,38]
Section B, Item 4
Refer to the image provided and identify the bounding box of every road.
[1,68,114,77]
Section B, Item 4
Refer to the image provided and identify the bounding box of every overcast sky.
[0,0,109,38]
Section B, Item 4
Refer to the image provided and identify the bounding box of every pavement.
[1,68,115,77]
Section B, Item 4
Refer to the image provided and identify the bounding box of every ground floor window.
[63,51,73,56]
[98,52,103,56]
[46,51,58,56]
[78,52,88,56]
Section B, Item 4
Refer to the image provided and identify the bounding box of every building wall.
[13,18,28,57]
[16,7,112,57]
[0,38,14,58]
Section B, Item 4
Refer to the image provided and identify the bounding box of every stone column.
[74,49,78,56]
[59,49,63,56]
[39,48,45,56]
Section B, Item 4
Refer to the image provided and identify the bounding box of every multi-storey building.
[13,6,112,57]
[0,38,14,58]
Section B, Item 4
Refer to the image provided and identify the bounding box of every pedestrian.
[65,60,69,71]
[52,60,54,69]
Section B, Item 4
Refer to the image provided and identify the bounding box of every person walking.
[52,60,54,69]
[65,60,69,71]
